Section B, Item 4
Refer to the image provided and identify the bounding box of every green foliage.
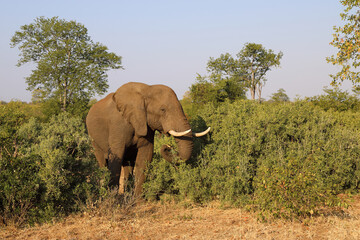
[144,100,360,219]
[327,0,360,88]
[143,134,214,203]
[0,112,109,226]
[237,43,283,101]
[10,16,122,111]
[20,113,109,211]
[269,88,290,102]
[37,97,62,121]
[188,73,247,108]
[254,156,341,220]
[206,53,248,101]
[188,75,220,106]
[0,153,43,225]
[0,101,40,158]
[39,96,93,121]
[189,43,282,106]
[307,87,360,112]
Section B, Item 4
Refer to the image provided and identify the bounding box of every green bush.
[19,113,110,212]
[144,100,360,219]
[39,97,93,121]
[254,155,341,220]
[0,112,109,226]
[0,153,43,225]
[2,97,359,223]
[307,87,360,112]
[0,101,40,158]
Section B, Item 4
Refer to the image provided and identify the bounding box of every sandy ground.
[1,196,360,240]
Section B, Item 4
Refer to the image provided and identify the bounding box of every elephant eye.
[160,106,166,114]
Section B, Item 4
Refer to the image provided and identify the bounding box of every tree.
[207,53,248,102]
[270,88,290,102]
[11,16,123,111]
[327,1,360,89]
[188,52,248,106]
[237,43,283,101]
[189,74,221,105]
[191,43,282,104]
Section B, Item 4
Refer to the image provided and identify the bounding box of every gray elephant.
[86,82,210,197]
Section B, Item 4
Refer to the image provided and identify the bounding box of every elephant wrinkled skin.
[86,82,209,197]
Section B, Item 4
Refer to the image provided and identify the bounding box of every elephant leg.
[92,141,107,167]
[107,145,125,189]
[107,153,122,188]
[134,142,154,197]
[119,147,137,194]
[119,165,133,194]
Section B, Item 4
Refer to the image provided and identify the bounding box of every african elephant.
[86,82,210,197]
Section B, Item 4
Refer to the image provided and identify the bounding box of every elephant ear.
[113,87,148,137]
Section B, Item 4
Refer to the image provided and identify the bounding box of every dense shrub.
[0,101,40,158]
[2,97,360,223]
[144,100,360,219]
[39,97,94,121]
[0,153,43,225]
[307,87,360,112]
[0,112,109,226]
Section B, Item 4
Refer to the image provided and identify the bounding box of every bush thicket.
[2,94,360,224]
[307,87,360,112]
[144,100,360,219]
[0,110,108,226]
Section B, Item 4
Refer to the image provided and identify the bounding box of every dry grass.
[1,195,360,240]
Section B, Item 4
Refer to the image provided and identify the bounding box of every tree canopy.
[327,0,360,89]
[238,43,283,101]
[10,16,123,111]
[270,88,290,102]
[188,43,282,105]
[188,72,247,106]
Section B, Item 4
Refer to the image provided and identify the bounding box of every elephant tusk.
[193,127,211,137]
[168,129,191,137]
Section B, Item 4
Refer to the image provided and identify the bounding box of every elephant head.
[112,82,209,163]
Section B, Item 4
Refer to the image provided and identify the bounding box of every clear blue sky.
[0,0,351,102]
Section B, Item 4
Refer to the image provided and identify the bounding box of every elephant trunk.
[160,133,194,164]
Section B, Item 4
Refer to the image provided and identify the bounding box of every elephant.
[86,82,210,197]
